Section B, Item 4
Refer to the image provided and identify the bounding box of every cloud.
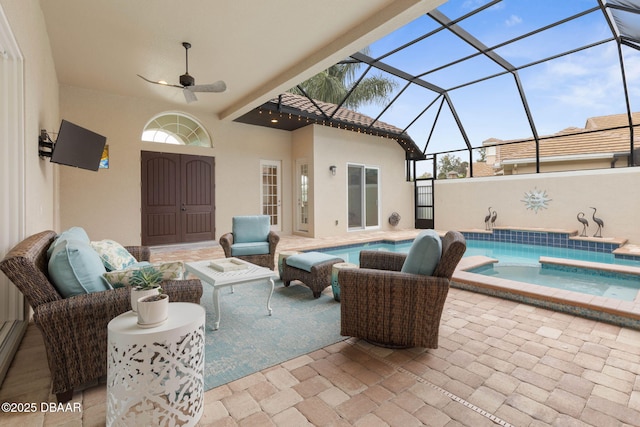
[505,15,522,27]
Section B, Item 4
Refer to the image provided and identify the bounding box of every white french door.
[260,160,281,231]
[295,159,309,232]
[348,164,379,230]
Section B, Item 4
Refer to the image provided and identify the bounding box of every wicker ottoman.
[282,252,344,298]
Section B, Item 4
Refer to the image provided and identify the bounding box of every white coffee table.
[185,258,278,330]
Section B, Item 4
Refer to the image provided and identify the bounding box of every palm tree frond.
[287,47,397,111]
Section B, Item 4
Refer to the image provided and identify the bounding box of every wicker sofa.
[0,230,203,403]
[338,230,466,349]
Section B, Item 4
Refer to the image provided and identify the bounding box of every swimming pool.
[319,239,640,267]
[318,239,640,301]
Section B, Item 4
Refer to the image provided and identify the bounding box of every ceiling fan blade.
[190,80,227,93]
[183,88,198,103]
[137,74,183,89]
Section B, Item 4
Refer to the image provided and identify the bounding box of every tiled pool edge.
[451,271,640,331]
[461,228,636,259]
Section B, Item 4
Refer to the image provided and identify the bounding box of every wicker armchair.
[219,215,280,270]
[339,230,466,349]
[0,230,203,403]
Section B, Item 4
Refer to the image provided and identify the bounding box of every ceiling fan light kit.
[138,41,226,103]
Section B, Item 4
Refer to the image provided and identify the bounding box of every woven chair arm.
[34,280,202,338]
[219,233,234,257]
[34,287,131,324]
[124,245,150,262]
[161,278,203,303]
[268,231,280,253]
[359,250,406,271]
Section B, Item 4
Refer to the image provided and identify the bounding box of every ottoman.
[282,252,344,298]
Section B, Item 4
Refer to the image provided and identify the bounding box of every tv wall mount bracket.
[38,129,54,159]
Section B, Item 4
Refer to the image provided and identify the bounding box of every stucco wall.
[1,0,59,236]
[58,86,293,245]
[55,86,415,244]
[311,125,414,238]
[435,167,640,244]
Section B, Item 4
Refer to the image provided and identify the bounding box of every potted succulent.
[129,266,164,312]
[136,293,169,327]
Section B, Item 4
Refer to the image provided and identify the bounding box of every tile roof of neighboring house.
[470,161,495,177]
[485,112,639,165]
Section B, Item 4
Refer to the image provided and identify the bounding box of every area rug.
[200,279,344,390]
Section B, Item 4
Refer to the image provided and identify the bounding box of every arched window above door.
[141,112,212,147]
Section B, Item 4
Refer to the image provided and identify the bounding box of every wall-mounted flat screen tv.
[51,120,107,171]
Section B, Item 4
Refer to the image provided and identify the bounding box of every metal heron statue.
[490,209,498,230]
[590,207,604,238]
[577,212,589,237]
[484,207,492,230]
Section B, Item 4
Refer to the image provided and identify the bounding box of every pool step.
[539,256,640,277]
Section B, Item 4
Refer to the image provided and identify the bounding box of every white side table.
[107,302,205,427]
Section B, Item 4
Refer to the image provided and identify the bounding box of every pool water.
[471,264,639,301]
[319,240,640,301]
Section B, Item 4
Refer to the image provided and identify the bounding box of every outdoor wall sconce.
[329,165,337,176]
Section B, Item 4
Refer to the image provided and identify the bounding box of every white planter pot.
[130,287,160,312]
[136,294,169,327]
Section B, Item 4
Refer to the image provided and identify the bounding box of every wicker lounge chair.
[219,215,280,270]
[338,230,466,349]
[0,230,203,403]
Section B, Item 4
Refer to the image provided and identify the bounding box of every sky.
[346,0,640,168]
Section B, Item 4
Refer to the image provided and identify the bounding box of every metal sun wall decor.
[521,187,552,213]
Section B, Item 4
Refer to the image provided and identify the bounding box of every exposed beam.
[219,0,445,121]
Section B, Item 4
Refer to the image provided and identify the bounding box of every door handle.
[181,204,187,211]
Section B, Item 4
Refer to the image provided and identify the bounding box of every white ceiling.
[40,0,442,121]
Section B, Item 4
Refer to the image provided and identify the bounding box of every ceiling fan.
[137,42,226,103]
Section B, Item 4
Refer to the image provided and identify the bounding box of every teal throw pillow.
[401,230,442,276]
[48,239,111,298]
